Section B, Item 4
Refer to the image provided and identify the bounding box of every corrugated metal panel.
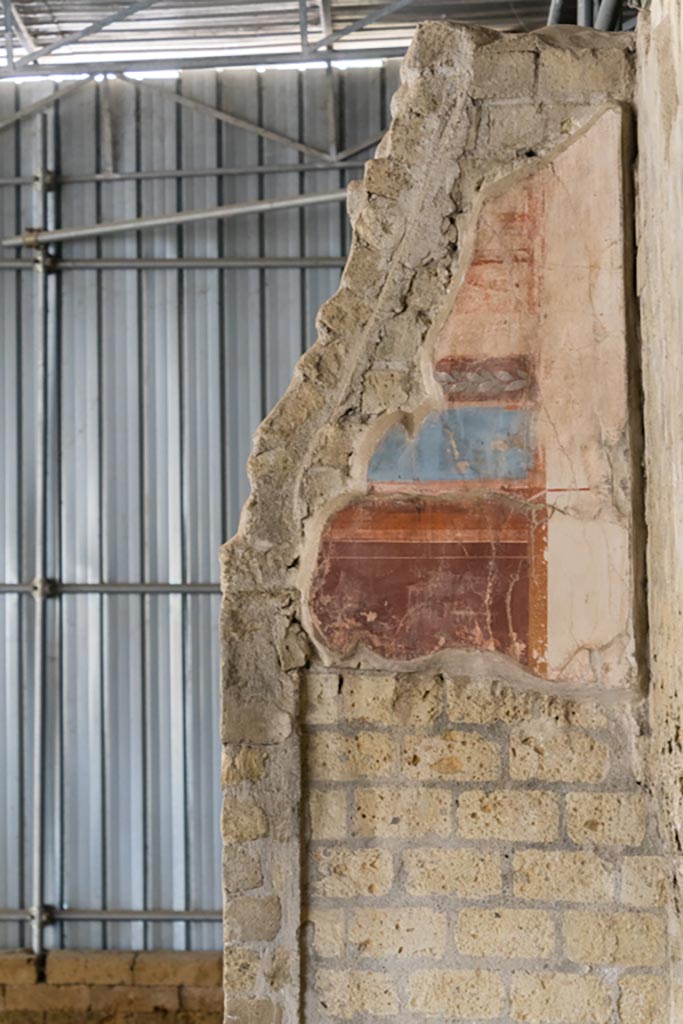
[0,64,396,951]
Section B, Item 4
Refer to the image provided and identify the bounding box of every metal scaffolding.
[0,61,398,955]
[0,0,554,80]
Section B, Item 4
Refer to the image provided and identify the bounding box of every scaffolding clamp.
[30,577,59,601]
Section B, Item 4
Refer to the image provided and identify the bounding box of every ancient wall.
[0,949,222,1022]
[221,22,673,1024]
[636,0,683,1015]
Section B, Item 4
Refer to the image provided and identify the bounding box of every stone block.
[176,1013,223,1024]
[303,674,340,725]
[456,789,559,841]
[222,797,268,844]
[537,47,632,101]
[134,951,222,988]
[620,856,669,907]
[0,951,39,984]
[309,788,348,840]
[510,970,612,1023]
[513,849,614,903]
[180,986,223,1012]
[566,793,647,847]
[563,910,666,966]
[307,908,345,958]
[90,984,179,1012]
[456,907,555,959]
[47,950,133,986]
[224,895,282,942]
[306,732,396,780]
[223,996,281,1024]
[352,786,451,838]
[0,1013,43,1024]
[618,974,669,1024]
[349,907,447,958]
[446,679,607,729]
[223,846,263,893]
[408,969,505,1018]
[223,947,260,994]
[472,50,537,98]
[222,747,267,786]
[5,984,90,1011]
[392,675,443,726]
[402,730,500,780]
[403,848,501,897]
[312,847,394,898]
[509,727,609,783]
[314,969,399,1019]
[340,675,397,725]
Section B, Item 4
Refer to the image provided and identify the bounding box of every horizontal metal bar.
[0,256,347,270]
[2,188,347,247]
[0,45,408,79]
[0,907,221,922]
[56,909,222,922]
[0,159,366,187]
[0,582,220,594]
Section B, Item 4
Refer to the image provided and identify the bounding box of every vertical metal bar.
[30,106,51,956]
[3,0,14,70]
[595,0,622,29]
[95,78,107,952]
[175,74,189,953]
[298,0,308,52]
[577,0,593,25]
[547,0,564,24]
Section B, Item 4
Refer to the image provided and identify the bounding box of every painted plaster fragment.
[309,110,631,685]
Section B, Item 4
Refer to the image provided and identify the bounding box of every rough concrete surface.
[220,19,677,1023]
[637,0,683,1017]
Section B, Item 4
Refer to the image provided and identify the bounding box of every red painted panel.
[309,495,547,665]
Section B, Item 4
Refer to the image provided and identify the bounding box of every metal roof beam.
[15,0,163,69]
[116,72,333,162]
[10,2,37,52]
[299,0,309,50]
[309,0,414,52]
[0,44,408,79]
[3,0,14,69]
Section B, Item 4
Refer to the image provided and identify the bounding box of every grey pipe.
[577,0,593,25]
[595,0,622,29]
[2,189,347,248]
[547,0,564,24]
[0,256,347,270]
[30,144,51,955]
[0,907,220,922]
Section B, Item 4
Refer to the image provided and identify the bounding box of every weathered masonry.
[221,18,681,1024]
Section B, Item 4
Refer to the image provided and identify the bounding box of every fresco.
[308,112,631,684]
[311,350,548,670]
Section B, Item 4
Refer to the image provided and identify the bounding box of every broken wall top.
[222,22,639,694]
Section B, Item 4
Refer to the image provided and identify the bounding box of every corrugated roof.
[3,1,551,76]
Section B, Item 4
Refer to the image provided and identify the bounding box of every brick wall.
[0,950,222,1023]
[302,673,669,1023]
